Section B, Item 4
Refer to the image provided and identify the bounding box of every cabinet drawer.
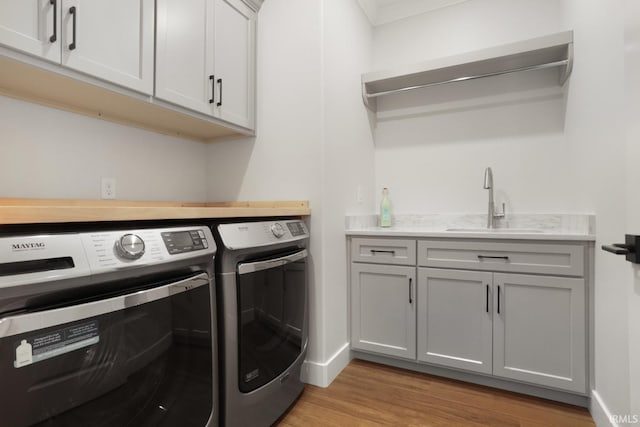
[418,240,584,277]
[351,238,416,266]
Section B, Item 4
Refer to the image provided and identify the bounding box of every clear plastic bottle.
[380,187,391,227]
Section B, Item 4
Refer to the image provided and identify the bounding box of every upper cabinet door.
[155,0,215,115]
[60,0,154,95]
[213,0,255,129]
[0,0,61,62]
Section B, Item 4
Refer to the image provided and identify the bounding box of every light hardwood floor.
[278,359,595,426]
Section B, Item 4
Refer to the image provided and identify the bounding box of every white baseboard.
[591,390,618,427]
[301,342,351,387]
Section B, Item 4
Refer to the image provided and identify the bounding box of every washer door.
[0,273,214,427]
[236,249,307,393]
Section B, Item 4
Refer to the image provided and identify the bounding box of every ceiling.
[358,0,471,26]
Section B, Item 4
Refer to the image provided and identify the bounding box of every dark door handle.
[209,75,215,104]
[602,235,640,263]
[497,285,501,314]
[217,78,222,107]
[409,278,413,304]
[49,0,57,43]
[478,255,509,260]
[486,284,489,313]
[602,243,630,255]
[68,6,76,50]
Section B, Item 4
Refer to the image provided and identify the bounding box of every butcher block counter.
[0,199,310,224]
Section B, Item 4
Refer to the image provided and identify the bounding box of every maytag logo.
[11,242,46,251]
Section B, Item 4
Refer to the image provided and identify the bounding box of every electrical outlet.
[101,177,116,199]
[357,185,364,203]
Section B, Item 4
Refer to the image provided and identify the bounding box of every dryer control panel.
[217,220,309,250]
[162,229,210,254]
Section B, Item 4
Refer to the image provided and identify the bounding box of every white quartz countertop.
[345,214,596,241]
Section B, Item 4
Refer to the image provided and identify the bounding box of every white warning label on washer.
[14,320,100,368]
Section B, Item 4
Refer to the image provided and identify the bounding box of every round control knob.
[271,223,285,238]
[115,234,145,260]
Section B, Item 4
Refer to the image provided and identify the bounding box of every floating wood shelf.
[0,199,310,224]
[362,31,573,111]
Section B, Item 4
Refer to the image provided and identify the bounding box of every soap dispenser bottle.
[380,187,392,227]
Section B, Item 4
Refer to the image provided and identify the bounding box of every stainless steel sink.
[445,228,544,233]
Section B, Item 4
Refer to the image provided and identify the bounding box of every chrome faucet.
[483,167,505,229]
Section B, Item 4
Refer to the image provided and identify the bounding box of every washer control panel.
[81,226,215,273]
[161,229,209,254]
[0,226,216,287]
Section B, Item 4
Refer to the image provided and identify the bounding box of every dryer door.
[236,249,308,393]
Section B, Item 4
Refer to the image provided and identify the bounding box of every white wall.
[371,0,579,214]
[371,0,634,424]
[625,0,640,420]
[320,0,375,370]
[0,96,208,201]
[205,0,375,383]
[559,3,629,425]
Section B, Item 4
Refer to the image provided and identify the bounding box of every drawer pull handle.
[370,249,396,255]
[486,284,489,313]
[409,278,413,304]
[217,78,223,107]
[477,255,509,260]
[497,285,501,314]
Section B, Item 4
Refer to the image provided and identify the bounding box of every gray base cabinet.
[417,268,493,374]
[348,236,590,397]
[493,273,586,392]
[350,263,416,360]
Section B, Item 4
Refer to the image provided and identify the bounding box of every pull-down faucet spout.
[483,167,504,229]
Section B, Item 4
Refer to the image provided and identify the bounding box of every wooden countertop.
[0,199,310,224]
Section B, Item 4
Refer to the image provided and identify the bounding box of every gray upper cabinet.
[155,0,256,130]
[0,0,155,94]
[0,0,61,63]
[213,0,256,129]
[0,0,258,141]
[350,262,416,360]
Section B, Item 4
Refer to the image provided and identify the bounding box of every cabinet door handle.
[68,6,77,50]
[477,255,509,260]
[217,78,223,107]
[486,284,489,313]
[370,249,396,255]
[497,285,501,314]
[209,75,215,104]
[409,277,413,304]
[49,0,57,43]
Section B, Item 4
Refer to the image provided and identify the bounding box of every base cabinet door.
[493,273,586,393]
[351,263,416,360]
[417,268,493,374]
